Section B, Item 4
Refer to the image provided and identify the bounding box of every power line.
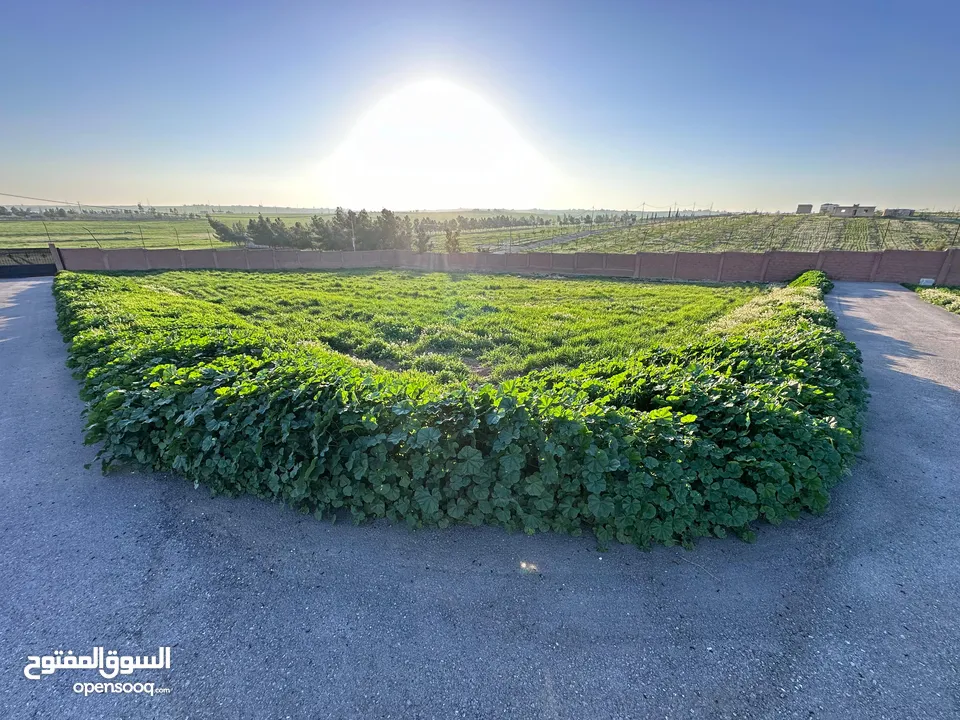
[0,191,137,211]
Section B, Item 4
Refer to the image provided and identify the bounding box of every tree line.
[207,208,650,252]
[0,205,203,220]
[208,208,463,252]
[207,208,535,252]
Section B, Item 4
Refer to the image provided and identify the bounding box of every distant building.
[820,203,876,218]
[882,208,915,218]
[796,204,813,214]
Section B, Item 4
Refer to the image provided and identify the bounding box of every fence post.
[760,252,772,282]
[102,250,111,271]
[671,252,679,279]
[633,252,641,279]
[716,252,726,282]
[815,251,825,271]
[935,248,958,286]
[48,243,64,273]
[212,249,220,270]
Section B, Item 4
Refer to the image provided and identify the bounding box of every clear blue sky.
[2,0,958,211]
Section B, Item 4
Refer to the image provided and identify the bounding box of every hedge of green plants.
[54,271,867,548]
[905,284,960,315]
[789,269,834,294]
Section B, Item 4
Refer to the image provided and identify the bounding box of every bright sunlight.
[315,79,563,209]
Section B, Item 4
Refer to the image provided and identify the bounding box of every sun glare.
[316,79,561,209]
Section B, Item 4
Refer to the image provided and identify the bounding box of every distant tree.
[207,216,249,246]
[443,226,461,253]
[413,220,432,252]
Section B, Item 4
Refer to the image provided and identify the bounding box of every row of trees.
[0,205,204,220]
[209,208,469,253]
[207,208,650,252]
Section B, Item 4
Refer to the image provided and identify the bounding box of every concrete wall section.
[718,253,767,282]
[763,252,820,282]
[636,253,676,279]
[181,250,217,269]
[818,251,879,281]
[674,252,722,281]
[875,250,950,283]
[59,248,109,271]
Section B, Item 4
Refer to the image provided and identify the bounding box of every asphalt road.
[1,278,958,719]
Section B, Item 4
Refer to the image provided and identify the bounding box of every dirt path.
[1,277,958,719]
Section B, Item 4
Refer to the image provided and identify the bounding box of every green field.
[8,212,957,253]
[122,270,761,381]
[55,268,865,547]
[547,214,960,253]
[0,215,582,252]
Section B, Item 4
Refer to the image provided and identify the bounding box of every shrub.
[54,272,866,548]
[789,270,834,294]
[905,284,960,315]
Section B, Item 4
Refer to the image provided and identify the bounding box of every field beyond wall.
[3,212,958,252]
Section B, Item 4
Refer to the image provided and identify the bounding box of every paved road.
[1,278,958,719]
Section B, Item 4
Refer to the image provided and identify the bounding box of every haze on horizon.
[2,1,958,213]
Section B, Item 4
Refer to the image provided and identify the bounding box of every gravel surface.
[1,277,958,719]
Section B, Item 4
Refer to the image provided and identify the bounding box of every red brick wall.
[675,252,722,281]
[875,250,947,283]
[763,252,820,282]
[818,251,878,281]
[718,253,766,282]
[55,246,959,286]
[636,253,675,279]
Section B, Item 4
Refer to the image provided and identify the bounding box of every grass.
[5,212,958,253]
[54,269,866,547]
[906,284,960,315]
[0,216,597,253]
[125,269,762,381]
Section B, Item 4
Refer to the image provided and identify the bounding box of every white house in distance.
[819,203,877,217]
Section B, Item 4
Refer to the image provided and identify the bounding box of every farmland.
[545,213,960,253]
[117,270,762,381]
[55,268,865,548]
[0,215,588,252]
[5,212,958,253]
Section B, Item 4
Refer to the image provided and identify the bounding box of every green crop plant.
[54,268,866,548]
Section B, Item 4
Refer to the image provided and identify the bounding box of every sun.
[315,79,562,209]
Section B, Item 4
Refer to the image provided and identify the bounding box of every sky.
[1,0,958,212]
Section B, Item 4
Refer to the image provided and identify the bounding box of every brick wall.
[52,244,960,285]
